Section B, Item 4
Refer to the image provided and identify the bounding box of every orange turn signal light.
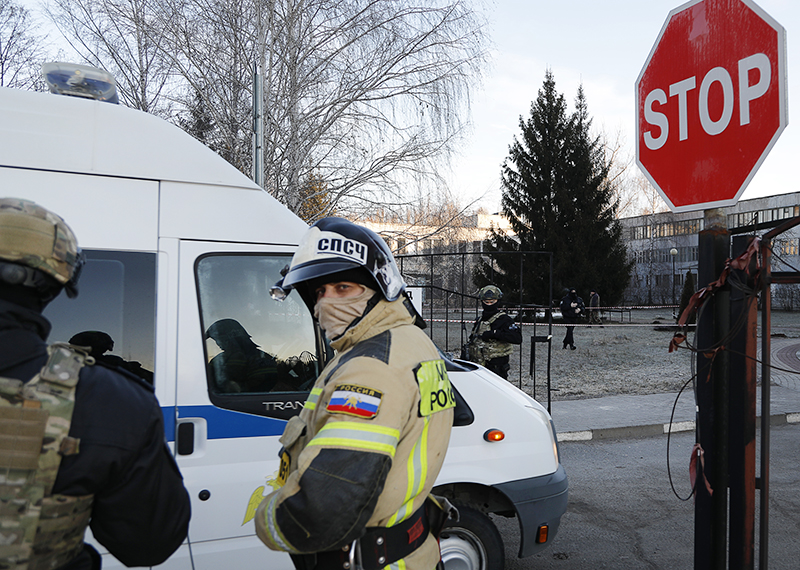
[483,429,505,442]
[536,525,549,543]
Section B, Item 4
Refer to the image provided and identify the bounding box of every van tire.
[439,503,504,570]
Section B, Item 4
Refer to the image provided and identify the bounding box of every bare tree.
[202,0,488,216]
[155,0,260,174]
[44,0,489,216]
[600,129,638,219]
[45,0,176,115]
[616,169,669,217]
[635,172,669,215]
[0,0,47,89]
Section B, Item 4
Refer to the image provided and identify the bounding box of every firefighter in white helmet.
[256,217,456,570]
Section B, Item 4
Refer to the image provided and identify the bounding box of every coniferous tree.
[474,71,632,306]
[179,86,215,146]
[297,171,335,223]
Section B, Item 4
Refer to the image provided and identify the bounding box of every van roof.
[0,87,309,250]
[0,87,258,189]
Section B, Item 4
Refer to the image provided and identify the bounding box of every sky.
[448,0,800,213]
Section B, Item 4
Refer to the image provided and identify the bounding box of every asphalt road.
[495,424,800,570]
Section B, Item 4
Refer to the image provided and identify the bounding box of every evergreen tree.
[474,71,632,306]
[179,86,215,147]
[297,171,335,223]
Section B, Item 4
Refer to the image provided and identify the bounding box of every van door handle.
[177,422,195,455]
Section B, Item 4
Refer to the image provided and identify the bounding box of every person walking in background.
[560,288,585,350]
[588,289,601,325]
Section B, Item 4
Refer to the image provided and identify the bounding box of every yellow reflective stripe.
[416,416,430,496]
[304,387,323,410]
[307,421,399,458]
[264,493,297,553]
[388,559,407,570]
[387,417,430,526]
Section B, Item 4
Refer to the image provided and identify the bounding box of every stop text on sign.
[643,53,770,150]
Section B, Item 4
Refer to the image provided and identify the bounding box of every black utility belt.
[294,502,430,570]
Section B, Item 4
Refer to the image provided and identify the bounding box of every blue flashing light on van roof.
[42,62,119,104]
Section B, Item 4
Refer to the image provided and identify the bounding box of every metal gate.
[396,250,557,409]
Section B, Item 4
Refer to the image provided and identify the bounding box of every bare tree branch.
[0,0,47,89]
[44,0,177,116]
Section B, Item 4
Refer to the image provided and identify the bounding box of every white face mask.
[313,286,376,340]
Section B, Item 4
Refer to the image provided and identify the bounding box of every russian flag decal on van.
[327,384,382,419]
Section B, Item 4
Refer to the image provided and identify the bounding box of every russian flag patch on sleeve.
[327,384,383,419]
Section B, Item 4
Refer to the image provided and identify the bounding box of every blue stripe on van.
[162,407,175,441]
[161,406,287,441]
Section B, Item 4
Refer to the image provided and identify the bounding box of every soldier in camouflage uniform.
[466,285,522,379]
[0,198,190,570]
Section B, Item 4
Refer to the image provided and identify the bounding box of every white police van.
[0,71,567,570]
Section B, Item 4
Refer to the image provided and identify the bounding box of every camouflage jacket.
[0,343,92,570]
[467,310,522,365]
[0,301,190,569]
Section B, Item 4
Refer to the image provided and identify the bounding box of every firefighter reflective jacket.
[255,296,455,570]
[0,343,92,570]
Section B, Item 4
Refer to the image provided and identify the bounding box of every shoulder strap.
[485,312,506,326]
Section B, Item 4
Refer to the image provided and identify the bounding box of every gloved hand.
[481,331,494,341]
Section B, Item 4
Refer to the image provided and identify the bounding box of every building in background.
[361,210,512,256]
[356,193,800,311]
[359,211,514,306]
[620,192,800,309]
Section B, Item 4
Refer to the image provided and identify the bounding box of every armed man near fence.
[465,285,522,379]
[0,198,190,570]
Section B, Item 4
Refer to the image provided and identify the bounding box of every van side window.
[196,254,321,419]
[44,250,156,384]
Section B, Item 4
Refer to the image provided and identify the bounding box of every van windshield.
[196,254,321,402]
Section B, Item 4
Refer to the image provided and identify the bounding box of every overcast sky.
[450,0,799,213]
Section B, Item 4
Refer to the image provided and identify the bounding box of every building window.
[632,225,651,240]
[778,239,799,257]
[729,206,800,229]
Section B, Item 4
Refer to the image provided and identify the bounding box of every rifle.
[460,333,477,362]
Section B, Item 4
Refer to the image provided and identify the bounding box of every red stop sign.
[636,0,787,212]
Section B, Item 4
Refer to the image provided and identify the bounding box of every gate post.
[694,209,730,570]
[728,235,757,570]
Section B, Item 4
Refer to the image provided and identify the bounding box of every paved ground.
[550,335,800,441]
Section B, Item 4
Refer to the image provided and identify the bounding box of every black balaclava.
[481,298,501,318]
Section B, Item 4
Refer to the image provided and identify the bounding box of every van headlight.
[530,408,560,466]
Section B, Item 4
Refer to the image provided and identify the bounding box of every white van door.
[171,239,323,568]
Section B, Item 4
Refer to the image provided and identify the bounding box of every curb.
[557,412,800,442]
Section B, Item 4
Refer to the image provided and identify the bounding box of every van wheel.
[440,504,504,570]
